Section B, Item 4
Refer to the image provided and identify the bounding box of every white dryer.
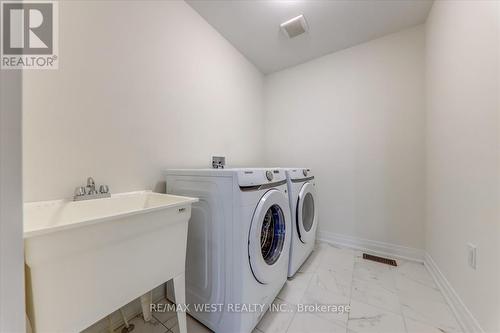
[165,168,291,333]
[284,168,318,277]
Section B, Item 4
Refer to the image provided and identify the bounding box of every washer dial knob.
[266,170,273,181]
[303,169,308,177]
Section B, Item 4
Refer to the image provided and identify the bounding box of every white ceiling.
[186,0,433,74]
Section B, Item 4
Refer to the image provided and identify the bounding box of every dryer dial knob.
[303,169,308,177]
[266,170,273,181]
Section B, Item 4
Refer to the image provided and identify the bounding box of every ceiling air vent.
[280,14,308,38]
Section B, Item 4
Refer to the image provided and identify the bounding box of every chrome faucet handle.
[74,186,86,197]
[99,185,109,194]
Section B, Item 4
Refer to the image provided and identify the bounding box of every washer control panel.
[237,168,285,187]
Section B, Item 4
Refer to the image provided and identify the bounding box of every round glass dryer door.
[296,182,317,244]
[249,189,290,284]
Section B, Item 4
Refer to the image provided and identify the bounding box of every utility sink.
[24,191,197,333]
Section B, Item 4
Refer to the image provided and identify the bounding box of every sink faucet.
[87,177,97,195]
[74,177,111,201]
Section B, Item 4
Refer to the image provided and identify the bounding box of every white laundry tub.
[24,191,197,333]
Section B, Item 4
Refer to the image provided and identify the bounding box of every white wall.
[22,0,264,202]
[0,71,25,331]
[425,1,500,332]
[264,26,425,250]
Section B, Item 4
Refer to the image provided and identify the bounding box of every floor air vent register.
[362,253,397,266]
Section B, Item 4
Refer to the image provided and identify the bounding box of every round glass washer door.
[296,182,317,244]
[249,189,290,284]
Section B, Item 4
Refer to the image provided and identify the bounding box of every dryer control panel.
[286,168,314,181]
[236,168,286,187]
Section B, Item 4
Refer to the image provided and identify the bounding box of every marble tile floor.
[108,242,462,333]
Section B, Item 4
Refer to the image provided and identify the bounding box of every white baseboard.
[424,253,484,333]
[317,231,425,263]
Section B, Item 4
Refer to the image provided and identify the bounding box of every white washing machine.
[165,168,291,333]
[284,168,318,277]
